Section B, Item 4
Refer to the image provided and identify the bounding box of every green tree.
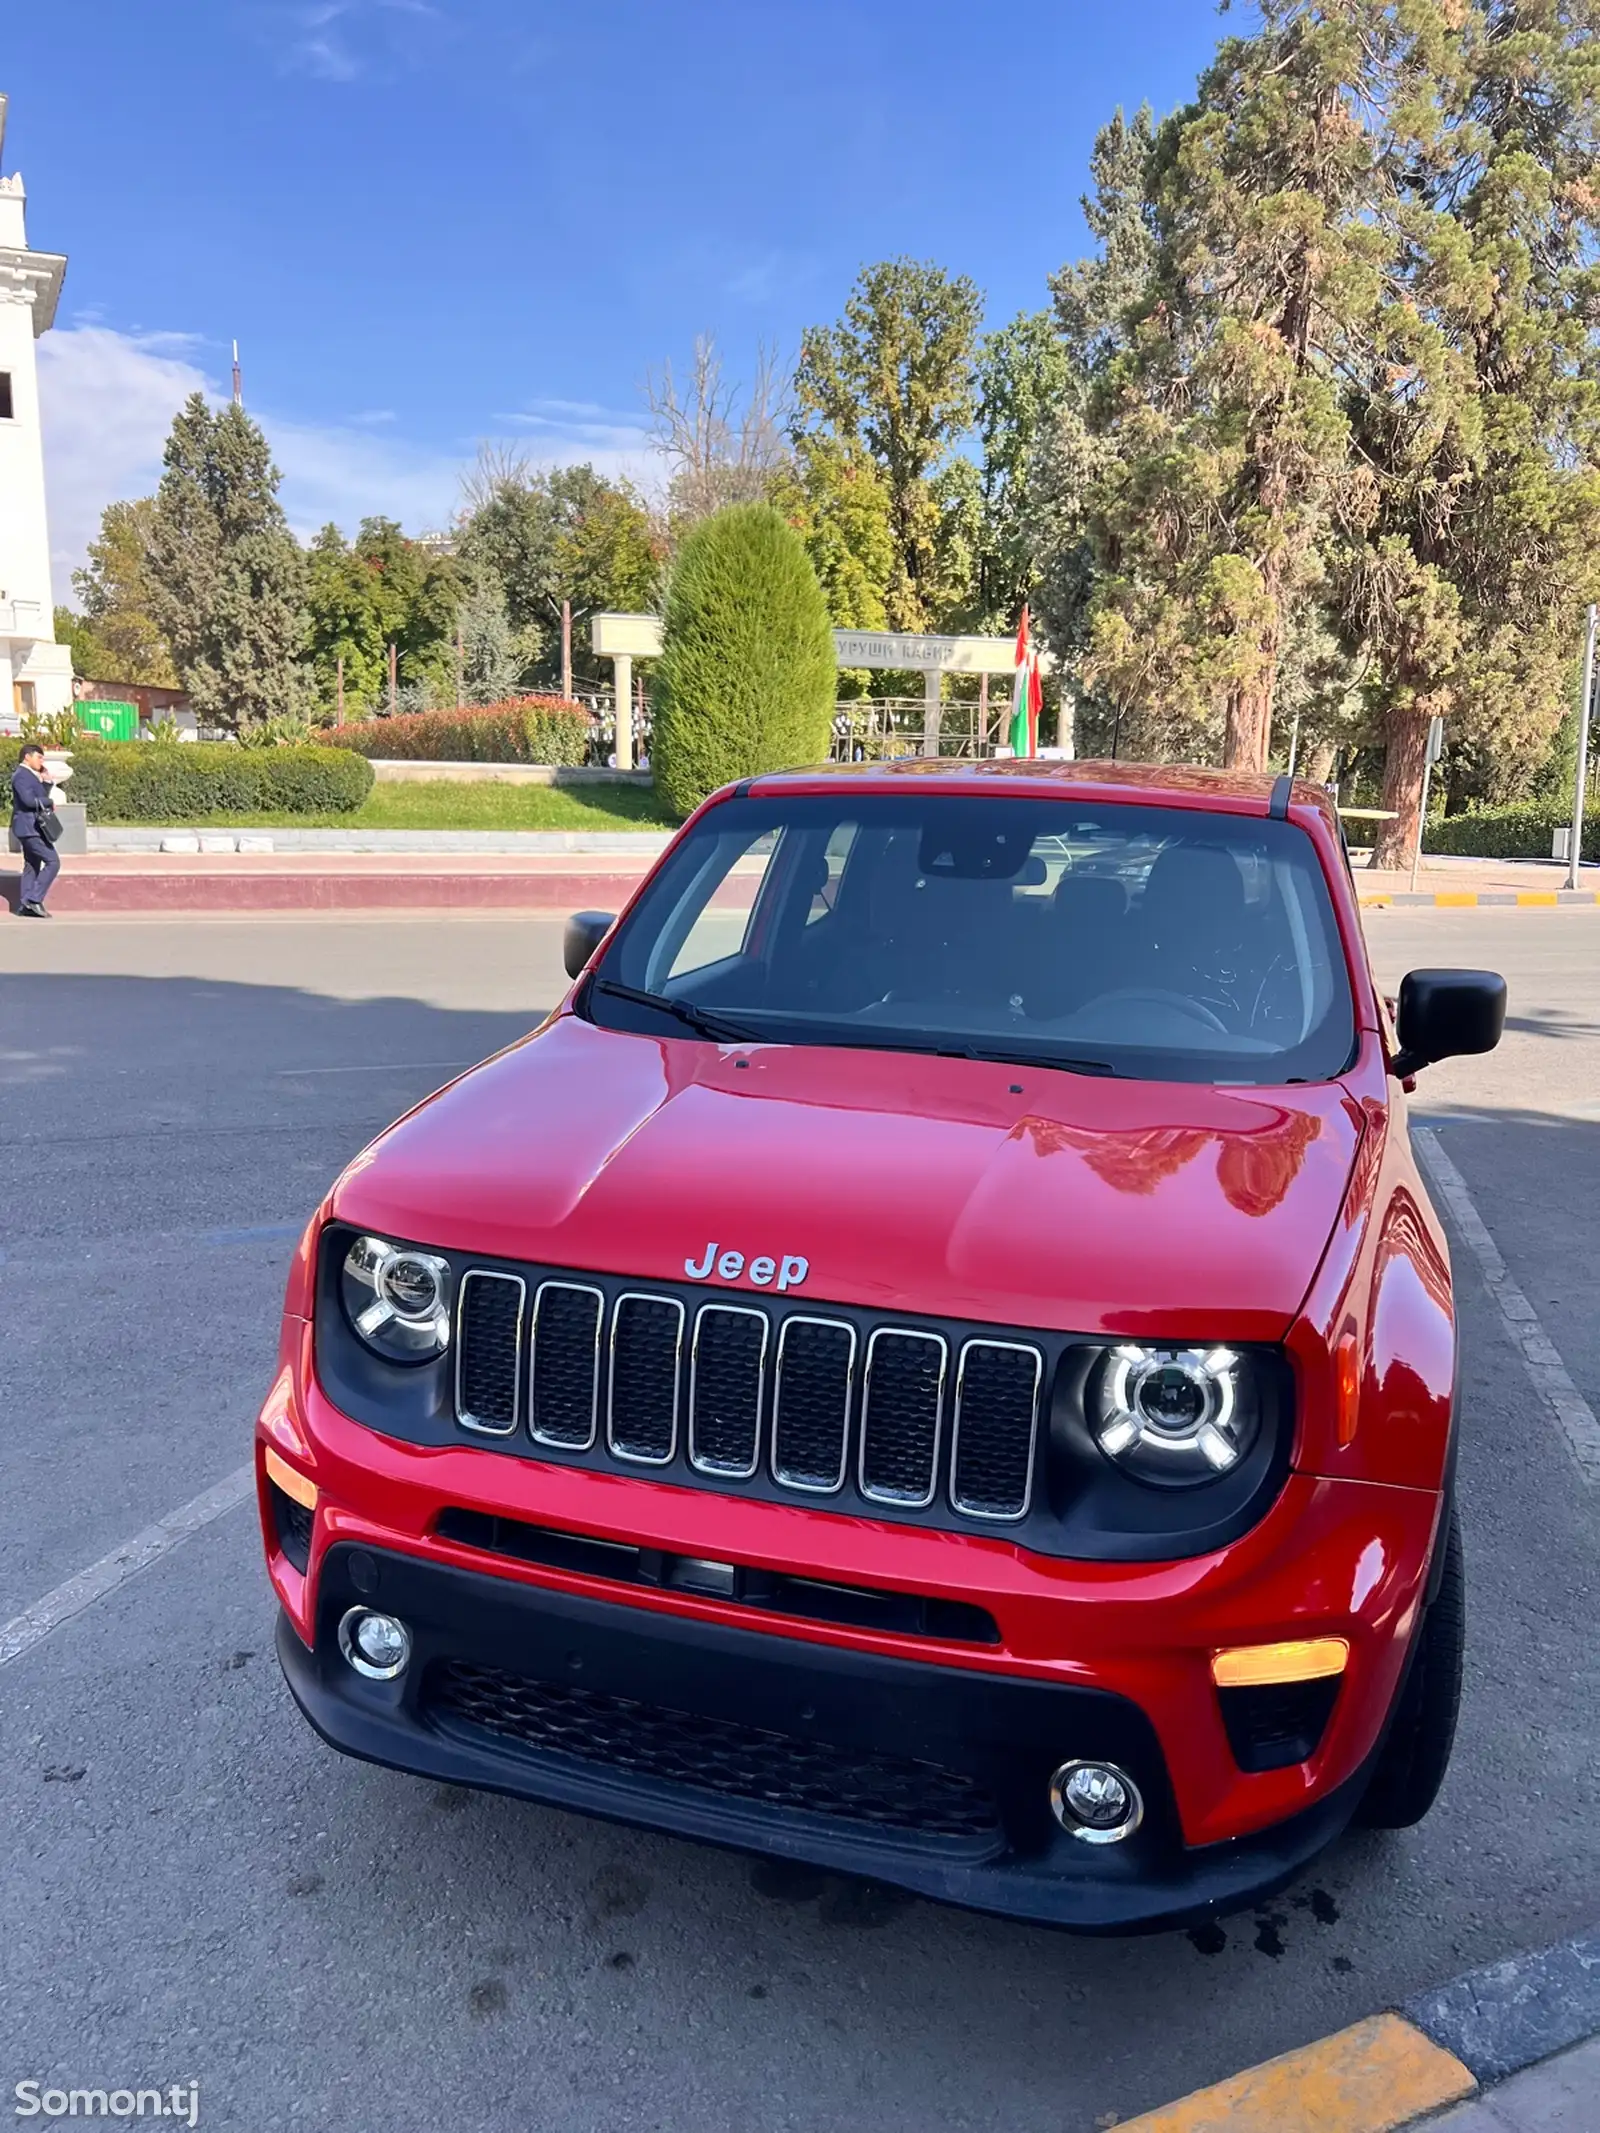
[1041,12,1416,772]
[304,518,462,714]
[1348,0,1600,865]
[146,395,307,726]
[456,458,663,689]
[965,310,1073,629]
[652,503,834,819]
[457,573,523,704]
[66,497,178,683]
[792,260,983,631]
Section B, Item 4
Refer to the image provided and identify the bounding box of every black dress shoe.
[17,902,47,918]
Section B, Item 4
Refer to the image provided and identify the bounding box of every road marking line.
[1119,2012,1475,2132]
[1415,1126,1600,1487]
[272,1061,471,1076]
[0,1463,254,1670]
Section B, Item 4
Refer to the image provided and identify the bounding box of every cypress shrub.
[320,698,593,765]
[652,503,834,820]
[68,742,373,820]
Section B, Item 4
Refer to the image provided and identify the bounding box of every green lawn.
[95,780,680,833]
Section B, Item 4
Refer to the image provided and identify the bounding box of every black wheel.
[1356,1507,1465,1829]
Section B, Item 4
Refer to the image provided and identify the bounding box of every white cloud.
[36,326,210,598]
[270,0,446,82]
[35,322,663,596]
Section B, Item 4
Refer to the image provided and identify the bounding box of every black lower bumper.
[278,1543,1370,1934]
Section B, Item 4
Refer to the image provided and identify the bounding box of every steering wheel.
[1079,987,1231,1035]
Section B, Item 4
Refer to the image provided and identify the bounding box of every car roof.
[740,756,1340,829]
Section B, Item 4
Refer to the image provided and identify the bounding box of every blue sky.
[9,0,1227,592]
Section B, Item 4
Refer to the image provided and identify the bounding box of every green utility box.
[75,700,140,742]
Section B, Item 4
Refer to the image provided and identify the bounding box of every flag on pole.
[1008,605,1043,757]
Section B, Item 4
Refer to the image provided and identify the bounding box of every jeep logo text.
[684,1241,808,1292]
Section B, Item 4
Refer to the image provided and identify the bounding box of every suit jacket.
[10,764,55,841]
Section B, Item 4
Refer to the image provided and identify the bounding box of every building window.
[0,373,12,420]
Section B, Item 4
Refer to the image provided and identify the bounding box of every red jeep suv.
[257,760,1504,1931]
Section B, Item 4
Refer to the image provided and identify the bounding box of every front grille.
[689,1304,766,1477]
[608,1294,683,1463]
[951,1341,1043,1520]
[531,1281,603,1448]
[772,1317,856,1491]
[434,1507,1002,1644]
[455,1272,524,1433]
[425,1657,1001,1839]
[860,1329,946,1506]
[453,1266,1047,1534]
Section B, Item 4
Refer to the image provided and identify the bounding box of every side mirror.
[1391,968,1506,1078]
[563,910,616,981]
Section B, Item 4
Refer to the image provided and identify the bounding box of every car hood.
[333,1015,1363,1340]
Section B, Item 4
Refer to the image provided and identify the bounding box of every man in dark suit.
[11,742,60,918]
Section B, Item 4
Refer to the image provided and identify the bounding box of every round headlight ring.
[342,1234,452,1361]
[1092,1344,1254,1486]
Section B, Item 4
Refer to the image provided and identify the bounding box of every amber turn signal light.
[1211,1637,1349,1688]
[265,1446,318,1510]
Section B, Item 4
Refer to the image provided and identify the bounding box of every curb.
[19,869,655,915]
[85,828,675,855]
[1358,889,1600,908]
[1121,1923,1600,2130]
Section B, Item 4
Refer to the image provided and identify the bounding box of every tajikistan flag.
[1008,605,1043,757]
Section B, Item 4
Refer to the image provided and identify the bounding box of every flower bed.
[319,698,594,766]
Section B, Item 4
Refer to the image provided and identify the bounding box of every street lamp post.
[1568,603,1596,893]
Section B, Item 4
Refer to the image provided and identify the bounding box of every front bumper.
[280,1541,1375,1934]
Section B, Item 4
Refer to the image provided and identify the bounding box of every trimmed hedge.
[319,698,593,765]
[68,742,374,820]
[1425,803,1600,862]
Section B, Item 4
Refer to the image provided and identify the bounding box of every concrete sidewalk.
[1426,2034,1599,2130]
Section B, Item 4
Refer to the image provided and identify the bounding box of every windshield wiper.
[929,1041,1117,1077]
[590,977,765,1045]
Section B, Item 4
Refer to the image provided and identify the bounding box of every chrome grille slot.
[771,1316,855,1493]
[860,1328,946,1506]
[689,1304,767,1478]
[607,1293,684,1464]
[455,1271,525,1434]
[529,1281,603,1448]
[950,1339,1043,1520]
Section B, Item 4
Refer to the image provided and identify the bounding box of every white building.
[0,94,73,729]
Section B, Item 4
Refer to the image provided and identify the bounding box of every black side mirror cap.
[563,910,616,981]
[1391,968,1506,1078]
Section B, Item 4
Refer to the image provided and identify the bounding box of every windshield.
[582,792,1357,1086]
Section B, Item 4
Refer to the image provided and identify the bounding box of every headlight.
[341,1234,452,1362]
[1089,1344,1257,1486]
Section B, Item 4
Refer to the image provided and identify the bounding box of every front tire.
[1356,1507,1464,1829]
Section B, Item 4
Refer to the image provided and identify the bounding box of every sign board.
[589,613,1049,677]
[1426,714,1445,764]
[591,612,663,658]
[832,630,1028,674]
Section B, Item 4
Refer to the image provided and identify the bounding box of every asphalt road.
[2,909,1597,2133]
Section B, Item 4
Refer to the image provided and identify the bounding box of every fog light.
[338,1607,411,1680]
[1049,1759,1144,1844]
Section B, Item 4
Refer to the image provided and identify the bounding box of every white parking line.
[0,1464,254,1670]
[1415,1126,1600,1488]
